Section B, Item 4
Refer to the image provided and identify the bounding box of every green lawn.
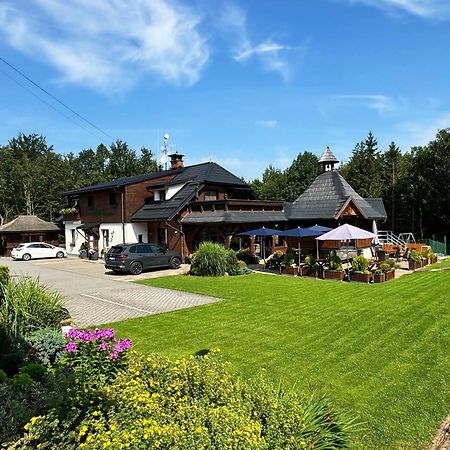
[422,256,450,271]
[111,270,450,450]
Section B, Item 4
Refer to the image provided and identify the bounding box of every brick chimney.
[168,152,184,170]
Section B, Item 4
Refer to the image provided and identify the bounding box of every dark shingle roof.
[132,183,202,222]
[0,215,61,233]
[181,210,287,224]
[62,169,182,196]
[288,171,386,220]
[131,162,252,222]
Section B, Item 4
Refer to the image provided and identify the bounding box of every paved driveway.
[0,256,220,327]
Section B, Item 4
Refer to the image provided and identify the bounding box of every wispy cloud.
[346,0,450,19]
[0,0,209,91]
[219,3,303,81]
[255,120,277,128]
[332,94,398,114]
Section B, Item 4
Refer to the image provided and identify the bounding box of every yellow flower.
[110,424,117,431]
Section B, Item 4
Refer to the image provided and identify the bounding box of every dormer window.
[204,190,218,201]
[154,190,166,202]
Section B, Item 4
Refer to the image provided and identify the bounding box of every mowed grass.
[112,270,450,450]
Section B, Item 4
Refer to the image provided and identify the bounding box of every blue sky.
[1,0,450,180]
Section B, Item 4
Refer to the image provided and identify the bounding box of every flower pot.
[302,267,318,277]
[325,269,345,281]
[384,269,395,281]
[350,272,371,283]
[282,266,298,276]
[408,261,421,270]
[421,258,428,267]
[373,273,385,283]
[432,257,438,264]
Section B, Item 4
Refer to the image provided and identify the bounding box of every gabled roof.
[0,215,61,233]
[287,170,386,220]
[63,162,249,197]
[131,162,253,222]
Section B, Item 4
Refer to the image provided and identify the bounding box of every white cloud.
[255,120,277,128]
[346,0,450,19]
[219,3,301,81]
[0,0,209,91]
[332,94,398,114]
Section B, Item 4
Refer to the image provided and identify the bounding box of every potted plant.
[302,255,319,277]
[381,259,398,280]
[325,254,344,281]
[408,250,422,270]
[350,255,371,283]
[373,268,385,283]
[281,252,297,275]
[60,207,79,220]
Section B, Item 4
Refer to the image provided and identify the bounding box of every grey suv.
[105,243,182,275]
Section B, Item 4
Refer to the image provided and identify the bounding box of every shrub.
[379,262,391,273]
[20,364,47,381]
[305,254,318,269]
[328,254,343,271]
[236,249,257,265]
[11,372,33,391]
[0,368,6,383]
[282,251,295,266]
[22,328,66,365]
[238,260,247,269]
[191,242,241,277]
[351,255,369,273]
[409,250,422,263]
[0,265,10,290]
[20,351,354,449]
[0,277,64,339]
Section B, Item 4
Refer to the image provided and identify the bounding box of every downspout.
[121,188,126,243]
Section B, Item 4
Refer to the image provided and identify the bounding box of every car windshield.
[16,244,26,249]
[110,246,124,254]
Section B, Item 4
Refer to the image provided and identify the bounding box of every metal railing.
[422,237,447,255]
[377,230,407,251]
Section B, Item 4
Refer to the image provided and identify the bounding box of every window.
[138,234,143,243]
[204,190,218,201]
[129,246,137,253]
[137,244,152,254]
[87,196,94,207]
[71,229,76,246]
[109,192,117,206]
[150,244,164,254]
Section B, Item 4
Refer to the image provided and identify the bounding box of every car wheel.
[56,251,64,259]
[22,253,31,261]
[170,257,182,269]
[129,261,143,275]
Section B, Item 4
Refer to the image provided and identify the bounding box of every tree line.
[1,129,449,241]
[250,130,450,240]
[0,134,158,224]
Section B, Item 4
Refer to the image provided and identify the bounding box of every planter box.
[408,261,421,270]
[282,266,298,276]
[373,273,385,283]
[350,272,371,283]
[301,267,318,277]
[324,270,345,281]
[385,269,395,281]
[421,258,428,267]
[432,257,438,264]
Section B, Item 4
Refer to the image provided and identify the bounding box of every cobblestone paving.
[0,257,220,326]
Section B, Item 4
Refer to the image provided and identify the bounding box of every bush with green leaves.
[304,254,318,269]
[327,254,343,271]
[19,350,354,450]
[19,364,47,382]
[0,277,64,339]
[191,242,242,277]
[351,255,369,274]
[21,328,66,365]
[236,249,258,265]
[0,265,9,289]
[409,250,422,263]
[283,251,295,266]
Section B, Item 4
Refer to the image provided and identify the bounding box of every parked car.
[105,243,182,275]
[11,242,67,261]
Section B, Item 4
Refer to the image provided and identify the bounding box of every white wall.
[166,183,185,200]
[63,220,82,255]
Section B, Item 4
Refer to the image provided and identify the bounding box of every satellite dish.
[159,155,168,164]
[163,133,170,141]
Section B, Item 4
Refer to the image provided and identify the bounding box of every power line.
[0,66,105,141]
[0,56,115,141]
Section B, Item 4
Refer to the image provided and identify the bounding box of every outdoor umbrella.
[279,227,322,274]
[372,220,380,246]
[315,223,375,268]
[237,227,280,261]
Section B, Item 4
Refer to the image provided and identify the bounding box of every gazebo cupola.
[319,146,339,172]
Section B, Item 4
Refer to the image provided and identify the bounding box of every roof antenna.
[159,133,169,170]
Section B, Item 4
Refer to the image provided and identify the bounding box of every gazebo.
[0,215,61,256]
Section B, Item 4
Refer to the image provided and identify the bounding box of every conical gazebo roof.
[318,146,339,165]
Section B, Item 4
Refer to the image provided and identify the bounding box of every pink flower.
[65,341,78,353]
[109,351,119,360]
[99,342,110,351]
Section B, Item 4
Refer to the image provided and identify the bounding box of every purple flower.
[65,341,78,353]
[109,351,119,360]
[94,327,116,341]
[99,342,110,351]
[65,328,83,340]
[113,339,133,353]
[81,330,95,342]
